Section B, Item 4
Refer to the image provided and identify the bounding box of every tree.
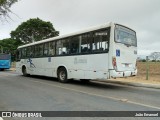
[0,38,22,61]
[10,18,59,44]
[0,38,22,53]
[0,0,18,21]
[149,52,160,62]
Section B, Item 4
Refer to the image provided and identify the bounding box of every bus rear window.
[0,54,10,60]
[115,25,137,47]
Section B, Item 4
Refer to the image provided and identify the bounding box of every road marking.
[30,80,160,110]
[127,101,160,110]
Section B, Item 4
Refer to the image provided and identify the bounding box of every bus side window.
[30,46,35,57]
[44,43,49,56]
[26,47,31,57]
[35,45,39,57]
[92,28,110,52]
[56,41,62,55]
[49,42,55,56]
[61,39,70,55]
[34,44,43,57]
[21,48,27,58]
[81,33,92,53]
[39,44,43,56]
[70,36,79,54]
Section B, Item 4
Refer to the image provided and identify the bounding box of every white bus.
[16,22,137,82]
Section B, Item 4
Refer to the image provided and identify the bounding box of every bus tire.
[57,67,68,83]
[0,69,4,71]
[22,66,28,77]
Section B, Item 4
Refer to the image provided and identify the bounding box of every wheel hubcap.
[60,71,66,81]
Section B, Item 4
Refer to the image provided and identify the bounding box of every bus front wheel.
[22,66,28,76]
[57,67,68,83]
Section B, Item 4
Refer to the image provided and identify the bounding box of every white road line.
[30,80,160,110]
[127,101,160,110]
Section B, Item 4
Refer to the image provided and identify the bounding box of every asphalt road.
[0,70,160,120]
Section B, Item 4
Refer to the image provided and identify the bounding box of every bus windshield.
[0,54,10,60]
[115,25,137,47]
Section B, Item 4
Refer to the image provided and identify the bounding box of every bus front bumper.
[110,69,137,78]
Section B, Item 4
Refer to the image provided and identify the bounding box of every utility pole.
[146,56,149,80]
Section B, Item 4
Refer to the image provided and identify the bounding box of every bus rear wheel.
[57,67,68,83]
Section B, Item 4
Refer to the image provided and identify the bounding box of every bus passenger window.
[56,41,62,55]
[70,36,79,54]
[93,29,109,52]
[26,47,31,57]
[62,39,70,55]
[34,44,43,57]
[35,45,39,57]
[30,46,34,57]
[81,33,92,53]
[49,42,55,56]
[56,39,70,55]
[21,48,27,58]
[39,44,43,56]
[44,43,49,56]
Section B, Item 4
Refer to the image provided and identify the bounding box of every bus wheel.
[57,67,68,83]
[22,66,28,76]
[0,69,4,71]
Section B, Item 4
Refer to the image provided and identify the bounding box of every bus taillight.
[112,57,117,70]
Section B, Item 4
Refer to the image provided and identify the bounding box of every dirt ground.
[116,62,160,84]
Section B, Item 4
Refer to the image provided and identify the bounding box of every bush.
[142,59,146,62]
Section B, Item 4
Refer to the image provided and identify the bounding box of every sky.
[0,0,160,56]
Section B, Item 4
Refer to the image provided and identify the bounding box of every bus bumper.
[110,69,137,78]
[0,66,10,69]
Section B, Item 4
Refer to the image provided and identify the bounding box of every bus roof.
[18,22,116,49]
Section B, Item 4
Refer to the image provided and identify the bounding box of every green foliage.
[152,60,156,62]
[0,38,22,61]
[0,38,22,54]
[11,18,59,44]
[142,59,146,62]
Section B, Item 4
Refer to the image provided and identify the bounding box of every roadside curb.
[99,79,160,89]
